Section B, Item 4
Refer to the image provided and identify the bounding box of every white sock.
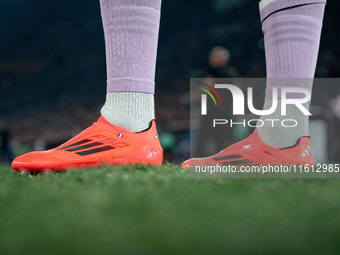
[101,92,154,132]
[257,99,309,148]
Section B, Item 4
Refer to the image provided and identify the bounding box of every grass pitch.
[0,164,340,255]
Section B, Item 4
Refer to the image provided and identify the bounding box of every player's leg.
[100,0,161,132]
[257,0,326,148]
[182,0,326,167]
[12,0,163,173]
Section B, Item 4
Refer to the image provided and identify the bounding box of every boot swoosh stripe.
[66,142,103,152]
[58,139,92,150]
[76,146,115,156]
[213,154,243,161]
[221,159,253,166]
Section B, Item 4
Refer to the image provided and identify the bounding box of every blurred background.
[1,0,340,164]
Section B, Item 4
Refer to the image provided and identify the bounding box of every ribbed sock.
[99,0,161,132]
[257,1,325,148]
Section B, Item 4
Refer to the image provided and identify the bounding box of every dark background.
[0,0,339,162]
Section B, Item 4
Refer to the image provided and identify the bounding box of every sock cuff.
[259,0,326,22]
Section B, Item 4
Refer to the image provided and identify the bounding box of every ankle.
[101,92,154,132]
[256,100,309,148]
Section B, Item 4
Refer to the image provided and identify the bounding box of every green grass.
[0,164,340,255]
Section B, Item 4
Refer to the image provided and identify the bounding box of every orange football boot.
[12,115,163,173]
[181,129,314,168]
